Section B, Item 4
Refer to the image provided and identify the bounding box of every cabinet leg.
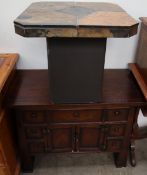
[21,155,34,173]
[113,151,128,168]
[129,141,136,167]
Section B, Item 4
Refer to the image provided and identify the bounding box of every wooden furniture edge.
[139,17,147,25]
[129,63,147,100]
[0,109,21,175]
[14,159,21,175]
[0,53,19,92]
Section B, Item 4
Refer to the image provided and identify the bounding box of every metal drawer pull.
[31,113,37,118]
[114,111,120,116]
[73,111,80,117]
[42,128,47,134]
[47,129,50,133]
[42,128,50,134]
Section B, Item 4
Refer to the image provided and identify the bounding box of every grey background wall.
[1,0,147,125]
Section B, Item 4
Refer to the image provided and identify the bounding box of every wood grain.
[0,54,19,93]
[129,63,147,101]
[8,70,146,108]
[0,110,20,175]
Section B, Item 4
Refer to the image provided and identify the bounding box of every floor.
[22,139,147,175]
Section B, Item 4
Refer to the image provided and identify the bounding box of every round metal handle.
[73,111,80,117]
[42,128,47,134]
[31,112,37,118]
[42,128,50,134]
[114,111,120,116]
[47,129,51,133]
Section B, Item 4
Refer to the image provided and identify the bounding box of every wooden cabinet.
[0,54,20,175]
[8,70,146,172]
[15,107,136,172]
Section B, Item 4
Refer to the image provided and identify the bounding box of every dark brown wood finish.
[7,69,146,172]
[8,70,145,108]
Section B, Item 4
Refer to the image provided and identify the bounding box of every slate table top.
[14,1,138,38]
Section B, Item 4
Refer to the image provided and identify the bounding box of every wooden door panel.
[49,125,75,152]
[77,124,101,152]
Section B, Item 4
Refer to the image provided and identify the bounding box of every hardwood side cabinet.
[8,70,146,172]
[0,54,20,175]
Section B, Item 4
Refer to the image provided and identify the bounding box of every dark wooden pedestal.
[47,38,106,103]
[8,69,146,172]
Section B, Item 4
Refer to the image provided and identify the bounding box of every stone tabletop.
[14,1,138,38]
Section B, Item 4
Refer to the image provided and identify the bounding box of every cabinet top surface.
[8,70,146,109]
[14,1,138,38]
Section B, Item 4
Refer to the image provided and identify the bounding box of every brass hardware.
[31,112,36,117]
[47,129,50,133]
[73,111,80,117]
[114,111,120,116]
[42,128,47,134]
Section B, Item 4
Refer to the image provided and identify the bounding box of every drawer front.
[106,139,123,152]
[48,110,102,123]
[23,111,45,124]
[0,151,5,167]
[25,127,47,139]
[104,109,129,122]
[108,124,126,137]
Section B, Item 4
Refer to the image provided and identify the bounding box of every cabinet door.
[76,124,101,152]
[48,125,75,152]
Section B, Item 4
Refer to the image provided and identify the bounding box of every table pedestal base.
[47,38,106,103]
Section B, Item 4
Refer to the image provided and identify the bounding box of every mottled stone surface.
[14,1,138,38]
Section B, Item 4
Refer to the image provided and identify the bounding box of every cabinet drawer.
[104,109,129,121]
[106,139,123,152]
[25,127,46,139]
[108,124,126,137]
[0,151,5,167]
[48,110,102,123]
[23,111,45,124]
